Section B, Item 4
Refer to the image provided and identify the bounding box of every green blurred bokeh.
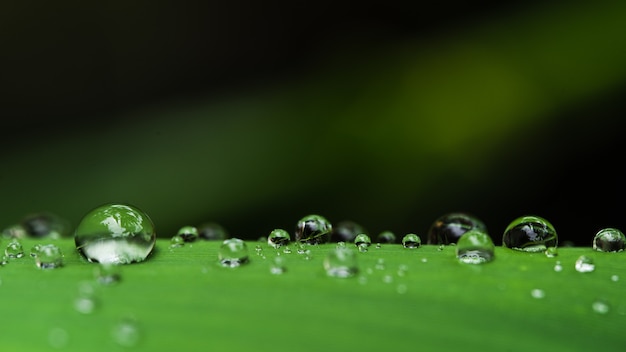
[1,1,625,245]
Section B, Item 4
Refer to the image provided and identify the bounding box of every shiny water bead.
[170,235,185,248]
[332,220,367,242]
[267,229,291,249]
[197,222,228,241]
[270,256,287,275]
[35,244,64,269]
[30,244,43,257]
[575,255,595,273]
[323,246,358,278]
[295,214,332,244]
[427,212,487,245]
[456,230,495,264]
[593,228,626,252]
[176,226,198,242]
[544,247,558,258]
[502,215,557,252]
[74,203,156,264]
[218,238,249,267]
[401,234,421,248]
[112,318,141,347]
[21,212,70,238]
[376,231,397,244]
[5,239,24,258]
[354,234,372,248]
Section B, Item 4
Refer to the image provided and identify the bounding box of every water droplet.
[427,212,488,245]
[35,244,64,269]
[218,238,249,267]
[331,220,366,242]
[30,244,43,257]
[554,261,563,272]
[112,318,141,347]
[575,255,595,273]
[323,246,358,278]
[74,203,156,264]
[502,215,557,252]
[2,224,27,239]
[354,233,372,248]
[544,247,558,257]
[170,235,185,248]
[592,299,610,314]
[176,226,198,242]
[74,295,97,314]
[94,264,122,285]
[197,222,228,241]
[21,212,70,239]
[456,230,495,264]
[48,327,69,349]
[611,274,619,282]
[267,229,291,249]
[593,228,625,252]
[5,239,24,258]
[401,234,421,248]
[376,231,397,244]
[375,258,385,270]
[396,284,408,294]
[295,214,332,245]
[270,256,287,275]
[0,255,8,266]
[530,288,545,299]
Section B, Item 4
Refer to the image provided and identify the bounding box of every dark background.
[1,1,625,246]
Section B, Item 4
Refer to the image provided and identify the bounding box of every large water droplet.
[5,239,24,258]
[456,230,495,264]
[74,203,156,264]
[502,215,557,252]
[176,226,198,242]
[575,255,595,273]
[295,214,332,245]
[324,246,358,278]
[427,212,487,245]
[218,238,249,267]
[35,244,64,269]
[331,220,366,242]
[197,222,228,241]
[401,234,421,248]
[593,228,625,252]
[267,229,291,249]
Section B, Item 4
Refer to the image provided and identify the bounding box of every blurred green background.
[1,0,625,245]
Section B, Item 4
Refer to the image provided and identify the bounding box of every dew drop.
[502,215,557,252]
[176,226,198,242]
[456,230,495,264]
[170,235,185,248]
[35,244,64,269]
[74,203,156,264]
[74,295,97,314]
[218,238,249,267]
[5,239,24,258]
[354,233,372,248]
[331,220,366,242]
[94,264,122,285]
[593,228,625,252]
[376,231,397,244]
[575,255,595,273]
[592,299,610,314]
[611,274,619,282]
[554,261,563,272]
[544,247,558,258]
[30,244,43,257]
[401,234,421,248]
[323,246,358,278]
[267,229,291,249]
[112,318,141,347]
[197,222,228,241]
[427,212,488,245]
[295,214,332,245]
[270,256,287,275]
[530,288,545,299]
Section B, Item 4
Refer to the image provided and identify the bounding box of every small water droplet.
[531,288,545,299]
[375,258,385,270]
[0,255,8,266]
[592,299,610,314]
[267,229,291,249]
[35,244,64,269]
[94,264,122,285]
[401,234,421,248]
[295,214,332,245]
[544,247,558,257]
[218,238,249,267]
[176,226,198,242]
[270,256,287,275]
[396,284,408,294]
[74,203,156,264]
[197,222,228,241]
[611,274,619,282]
[323,246,358,278]
[502,215,558,252]
[554,261,563,272]
[30,244,43,257]
[575,255,595,273]
[397,264,408,276]
[375,243,381,249]
[421,258,428,263]
[354,233,372,249]
[282,246,292,254]
[74,295,97,314]
[437,245,444,251]
[170,235,185,248]
[112,318,141,347]
[456,230,495,264]
[5,239,24,258]
[427,212,488,245]
[382,274,393,284]
[593,228,625,252]
[376,230,397,244]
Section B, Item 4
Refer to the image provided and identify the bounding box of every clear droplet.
[176,226,198,242]
[267,229,291,249]
[611,274,619,282]
[5,239,24,258]
[544,247,558,257]
[74,295,97,314]
[530,288,545,299]
[170,235,185,248]
[456,230,495,264]
[376,231,397,244]
[331,220,367,242]
[427,212,488,245]
[575,255,595,273]
[35,244,64,269]
[502,215,557,252]
[21,212,70,239]
[30,244,43,257]
[554,261,563,272]
[401,233,421,248]
[323,246,358,278]
[112,318,141,347]
[270,256,287,275]
[593,228,625,252]
[197,222,228,241]
[218,238,249,267]
[592,299,610,314]
[295,214,332,245]
[354,233,372,252]
[94,264,122,285]
[74,203,156,264]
